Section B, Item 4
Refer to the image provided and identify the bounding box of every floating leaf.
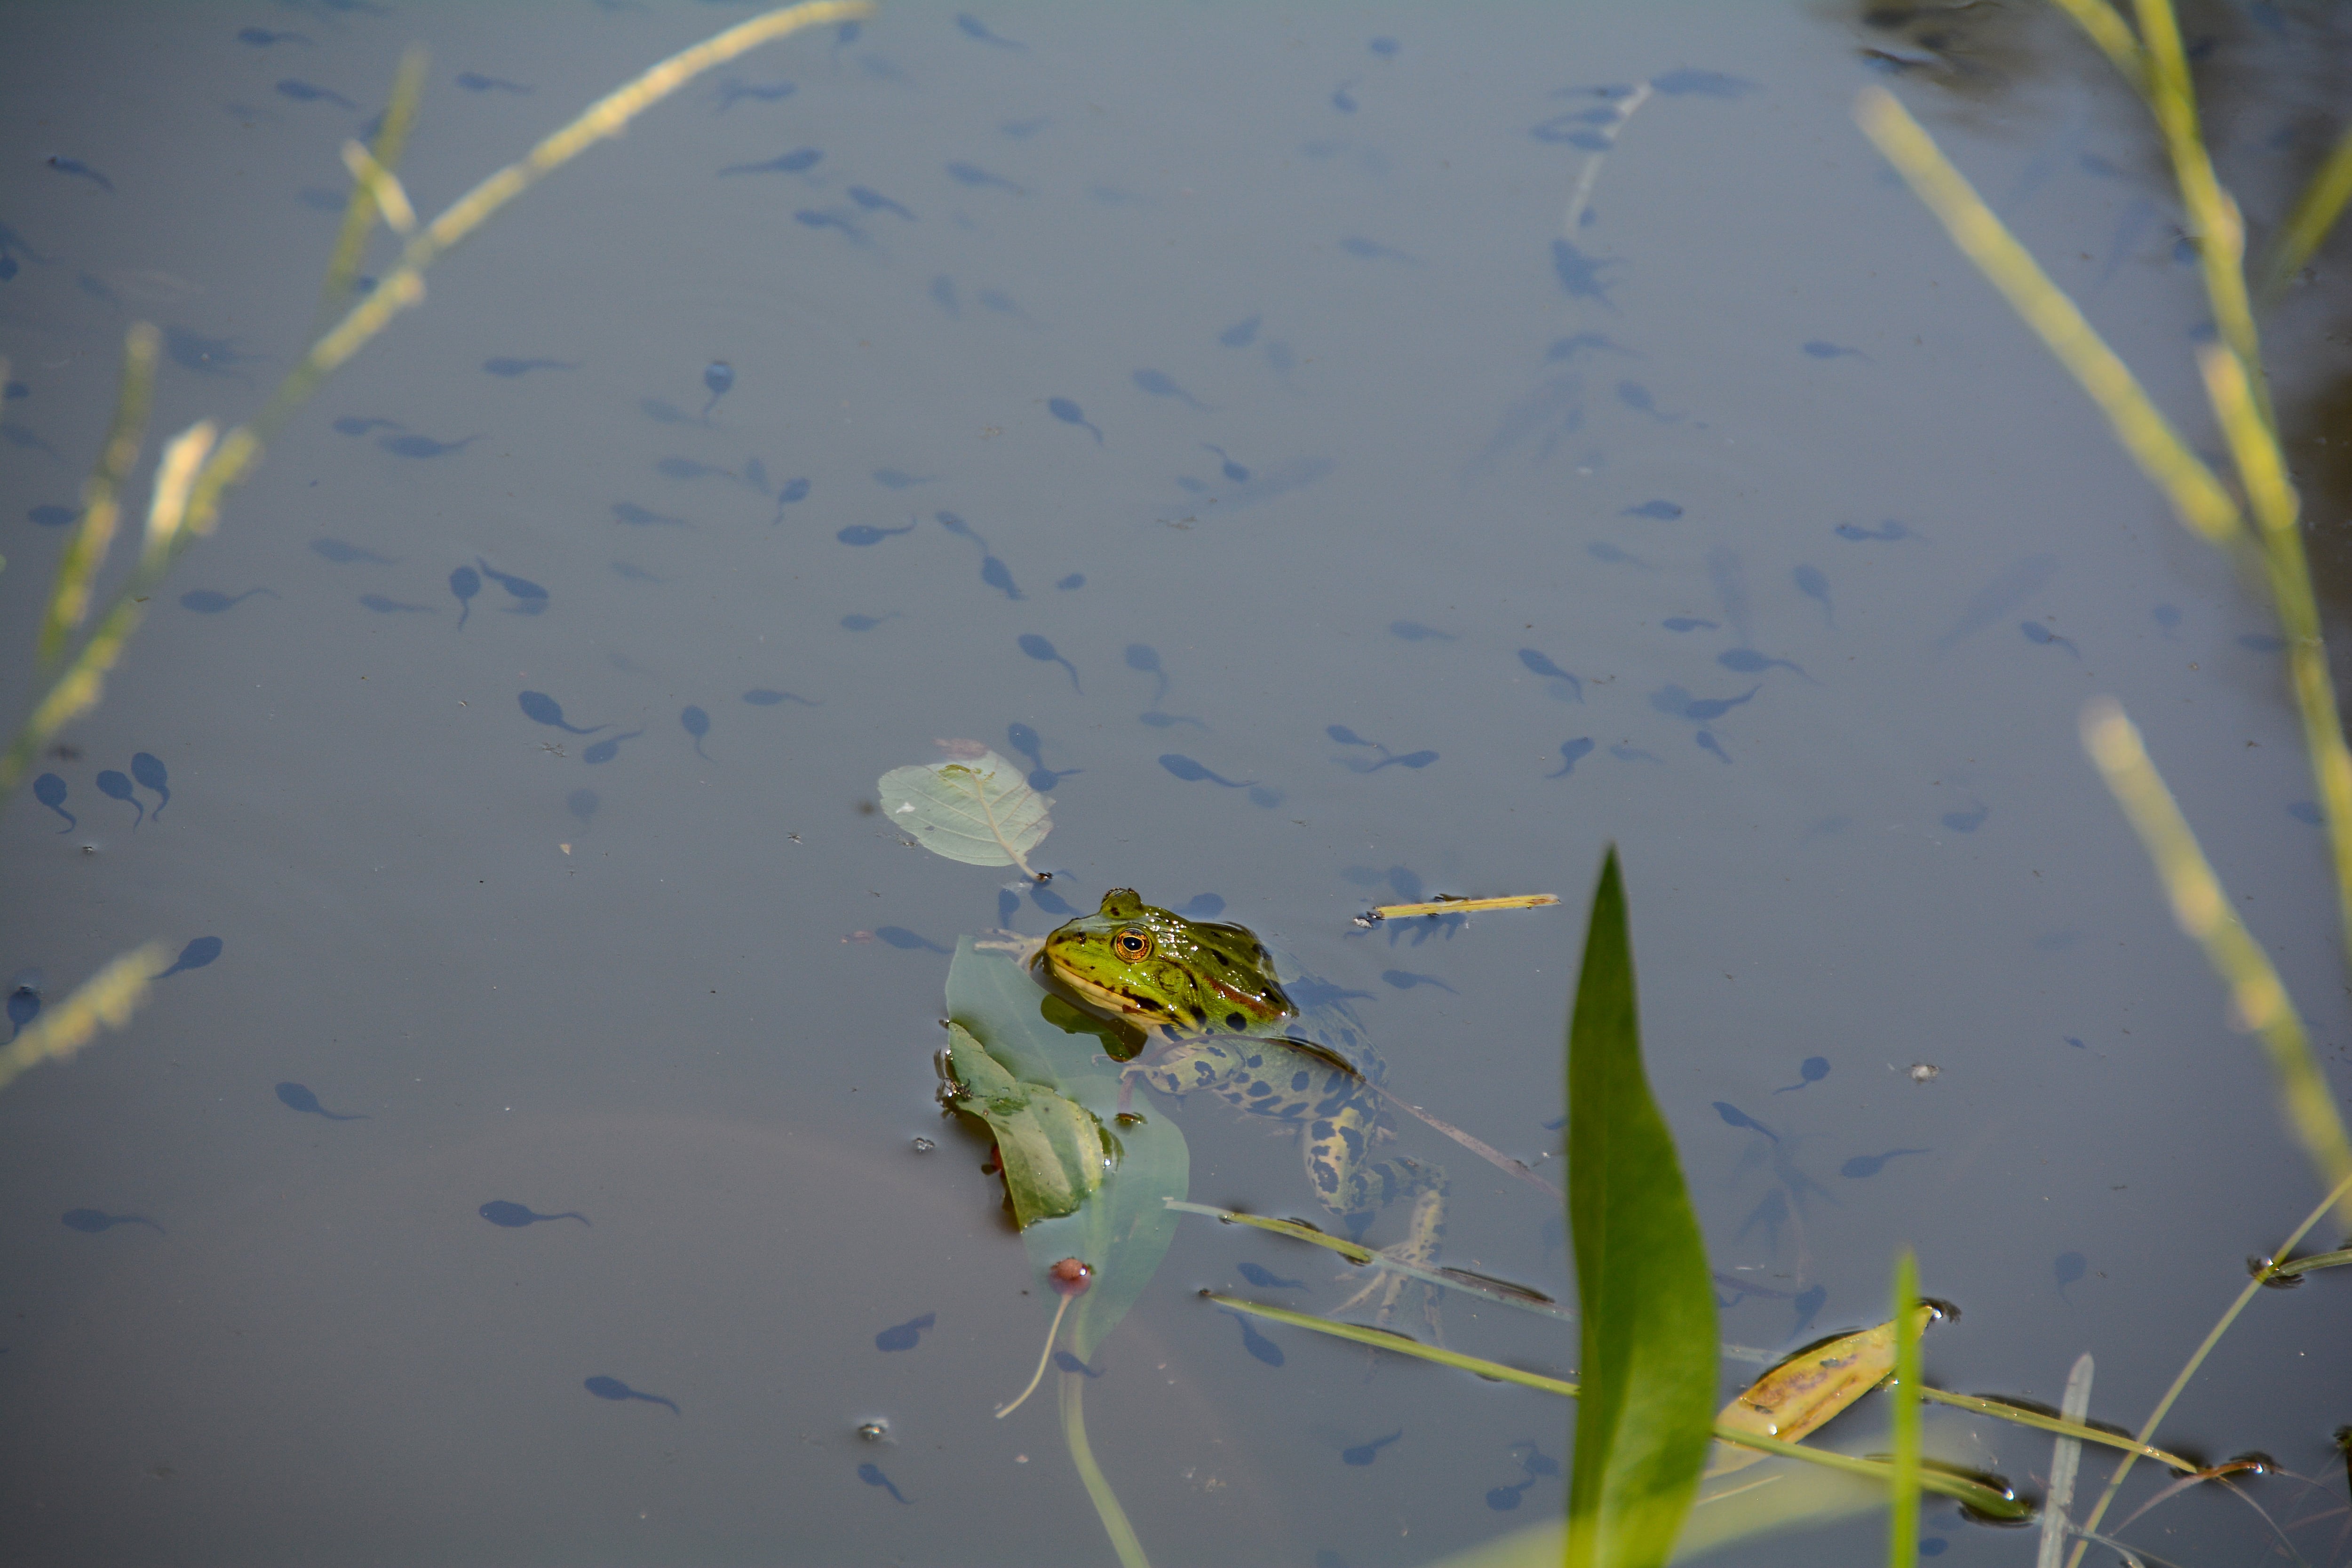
[1565,848,1718,1568]
[877,750,1050,876]
[945,939,1187,1358]
[938,1021,1112,1229]
[1708,1303,1941,1477]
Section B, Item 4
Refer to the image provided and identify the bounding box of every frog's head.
[1041,888,1295,1035]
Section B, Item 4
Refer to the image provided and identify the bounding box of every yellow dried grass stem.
[38,324,158,666]
[2198,345,2352,965]
[1371,893,1558,918]
[8,3,867,797]
[2261,119,2352,302]
[0,944,169,1094]
[1853,87,2241,548]
[2079,699,2352,1223]
[317,47,427,328]
[3,422,214,794]
[2130,0,2268,426]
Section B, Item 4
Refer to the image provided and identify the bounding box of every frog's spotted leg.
[1330,1161,1448,1338]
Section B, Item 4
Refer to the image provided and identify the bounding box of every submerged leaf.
[1708,1303,1941,1476]
[1565,848,1718,1568]
[877,750,1050,875]
[939,1022,1114,1228]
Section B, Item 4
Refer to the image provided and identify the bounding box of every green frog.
[1039,888,1446,1327]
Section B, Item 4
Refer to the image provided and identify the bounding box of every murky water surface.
[5,4,2351,1565]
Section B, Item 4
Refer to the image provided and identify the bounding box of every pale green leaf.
[939,1022,1113,1229]
[877,750,1050,876]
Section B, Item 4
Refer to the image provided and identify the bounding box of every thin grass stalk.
[2259,120,2352,303]
[2198,346,2352,963]
[0,944,169,1094]
[2079,700,2352,1220]
[315,47,428,333]
[2043,0,2148,98]
[38,324,158,667]
[2060,1170,2352,1568]
[1208,1296,2033,1520]
[2130,0,2272,429]
[2264,1244,2352,1279]
[2,422,214,796]
[1914,1386,2186,1472]
[184,0,874,540]
[1888,1251,1921,1568]
[4,1,871,795]
[1060,1373,1149,1568]
[1853,88,2242,547]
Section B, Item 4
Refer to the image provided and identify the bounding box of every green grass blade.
[1852,87,2242,549]
[1209,1297,2028,1522]
[316,48,427,331]
[38,323,157,666]
[1060,1374,1150,1568]
[2259,119,2352,303]
[2079,700,2352,1226]
[1887,1252,1921,1568]
[1565,848,1717,1568]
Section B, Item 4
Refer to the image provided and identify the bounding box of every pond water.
[5,3,2351,1565]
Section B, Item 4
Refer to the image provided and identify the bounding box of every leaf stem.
[993,1289,1073,1419]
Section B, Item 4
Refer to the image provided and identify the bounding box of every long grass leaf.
[1915,1385,2184,1472]
[1210,1296,2029,1521]
[2259,120,2352,303]
[1887,1252,1921,1568]
[38,324,158,665]
[2079,700,2352,1223]
[2062,1170,2352,1568]
[1565,848,1717,1568]
[1852,88,2242,548]
[0,944,169,1094]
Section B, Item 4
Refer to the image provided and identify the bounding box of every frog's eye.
[1114,927,1154,959]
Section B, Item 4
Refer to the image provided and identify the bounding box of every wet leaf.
[939,1022,1112,1229]
[1566,848,1718,1568]
[877,750,1049,876]
[945,940,1188,1358]
[1708,1304,1939,1476]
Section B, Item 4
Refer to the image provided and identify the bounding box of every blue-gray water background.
[4,3,2351,1565]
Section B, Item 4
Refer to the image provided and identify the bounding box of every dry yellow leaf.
[1708,1302,1944,1476]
